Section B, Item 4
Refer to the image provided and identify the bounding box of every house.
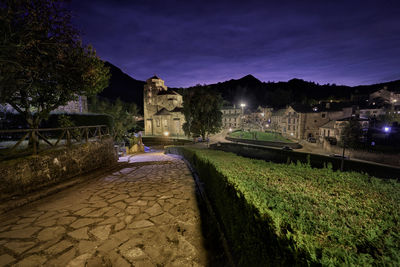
[143,76,185,136]
[319,117,369,143]
[369,87,400,106]
[221,106,242,129]
[269,103,352,140]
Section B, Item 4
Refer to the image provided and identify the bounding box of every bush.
[166,147,400,266]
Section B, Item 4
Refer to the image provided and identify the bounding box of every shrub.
[166,147,400,266]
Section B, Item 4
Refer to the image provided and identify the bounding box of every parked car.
[329,153,349,159]
[307,137,316,143]
[281,146,293,151]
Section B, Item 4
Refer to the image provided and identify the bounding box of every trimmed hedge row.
[166,146,400,266]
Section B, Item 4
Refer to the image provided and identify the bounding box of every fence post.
[85,127,89,143]
[99,126,102,140]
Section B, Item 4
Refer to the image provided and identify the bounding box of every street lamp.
[240,103,246,131]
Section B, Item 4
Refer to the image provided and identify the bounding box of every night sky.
[69,0,400,88]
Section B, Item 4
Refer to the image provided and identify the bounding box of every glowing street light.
[383,126,391,133]
[163,131,169,136]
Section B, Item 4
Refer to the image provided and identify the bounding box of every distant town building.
[0,95,88,114]
[143,76,185,136]
[369,87,400,106]
[221,106,242,129]
[319,117,369,143]
[54,95,88,113]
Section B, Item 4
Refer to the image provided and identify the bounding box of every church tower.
[144,75,167,135]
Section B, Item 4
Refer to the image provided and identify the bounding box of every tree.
[89,97,137,141]
[182,86,222,140]
[0,0,110,132]
[341,118,363,148]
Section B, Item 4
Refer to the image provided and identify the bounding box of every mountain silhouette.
[98,62,145,111]
[99,62,400,112]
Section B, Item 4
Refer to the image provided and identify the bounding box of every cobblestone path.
[0,152,208,266]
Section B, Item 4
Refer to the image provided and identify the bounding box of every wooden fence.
[0,125,112,157]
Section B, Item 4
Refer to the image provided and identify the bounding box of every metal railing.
[0,125,112,157]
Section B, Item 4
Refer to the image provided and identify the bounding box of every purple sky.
[69,0,400,88]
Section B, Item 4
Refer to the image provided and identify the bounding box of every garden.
[229,130,293,143]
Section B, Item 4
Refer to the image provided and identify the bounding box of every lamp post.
[240,103,246,131]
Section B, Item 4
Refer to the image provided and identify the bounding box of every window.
[328,130,330,136]
[288,118,291,123]
[324,129,326,136]
[293,126,296,131]
[156,119,160,127]
[322,114,326,118]
[288,125,291,130]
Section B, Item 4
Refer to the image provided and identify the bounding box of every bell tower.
[144,75,167,135]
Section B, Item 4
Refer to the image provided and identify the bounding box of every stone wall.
[0,138,117,199]
[225,136,302,149]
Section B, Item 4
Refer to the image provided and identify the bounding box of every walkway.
[0,152,208,266]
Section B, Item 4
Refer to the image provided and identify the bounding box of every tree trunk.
[27,118,41,154]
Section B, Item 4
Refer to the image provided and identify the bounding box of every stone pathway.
[0,152,208,266]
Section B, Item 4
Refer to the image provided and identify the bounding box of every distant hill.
[98,62,145,112]
[99,62,400,112]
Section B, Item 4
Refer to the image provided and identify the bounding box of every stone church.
[143,76,185,136]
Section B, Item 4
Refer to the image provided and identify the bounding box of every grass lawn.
[229,130,293,143]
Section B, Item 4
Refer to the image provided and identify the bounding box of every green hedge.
[0,112,114,129]
[166,147,400,266]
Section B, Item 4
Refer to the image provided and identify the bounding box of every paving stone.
[114,221,125,231]
[46,240,73,255]
[17,217,36,224]
[68,227,89,240]
[70,218,101,229]
[0,227,40,239]
[105,251,131,267]
[89,201,108,208]
[11,223,31,230]
[120,247,147,262]
[96,239,122,253]
[66,253,92,267]
[3,241,35,254]
[37,226,66,241]
[46,248,76,266]
[74,207,93,216]
[0,254,15,265]
[112,201,127,210]
[90,225,111,240]
[108,195,128,203]
[135,200,148,206]
[15,255,47,267]
[78,240,99,254]
[35,219,56,227]
[57,216,77,225]
[125,206,140,215]
[145,203,163,216]
[85,209,106,218]
[128,220,154,229]
[98,217,119,225]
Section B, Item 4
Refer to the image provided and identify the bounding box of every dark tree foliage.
[342,118,363,148]
[0,0,110,130]
[89,97,138,141]
[182,86,222,140]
